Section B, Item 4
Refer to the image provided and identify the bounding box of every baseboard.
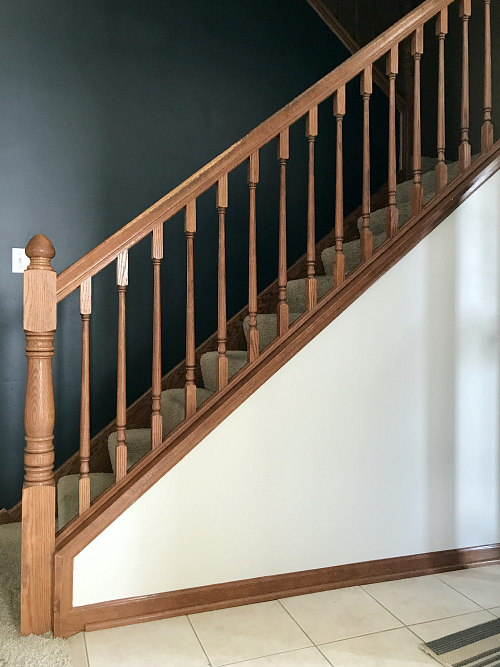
[56,543,500,637]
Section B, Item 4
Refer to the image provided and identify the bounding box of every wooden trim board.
[54,543,500,637]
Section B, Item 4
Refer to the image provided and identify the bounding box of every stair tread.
[243,312,302,352]
[200,350,248,392]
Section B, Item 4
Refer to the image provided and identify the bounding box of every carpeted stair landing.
[56,157,462,530]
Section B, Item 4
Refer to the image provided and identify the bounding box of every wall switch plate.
[12,248,30,273]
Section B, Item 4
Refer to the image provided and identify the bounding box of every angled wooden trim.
[56,0,455,302]
[55,142,500,559]
[55,543,500,637]
[305,0,408,114]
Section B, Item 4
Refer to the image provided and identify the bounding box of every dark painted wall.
[0,0,392,509]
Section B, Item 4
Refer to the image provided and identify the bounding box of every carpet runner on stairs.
[56,156,460,529]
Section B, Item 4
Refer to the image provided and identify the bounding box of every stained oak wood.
[386,46,399,239]
[79,278,91,514]
[55,141,500,562]
[55,0,455,303]
[21,234,57,636]
[55,543,500,637]
[436,8,448,193]
[115,252,128,482]
[412,26,424,216]
[151,225,163,449]
[360,66,373,262]
[333,86,346,285]
[185,200,197,418]
[217,175,229,390]
[482,0,494,152]
[277,129,290,336]
[247,151,260,362]
[459,0,472,172]
[306,107,318,309]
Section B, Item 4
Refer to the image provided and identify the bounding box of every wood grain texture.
[277,129,290,336]
[247,152,260,362]
[412,26,424,217]
[482,0,494,152]
[55,0,455,303]
[306,107,318,310]
[185,202,197,418]
[459,0,471,172]
[55,141,500,562]
[151,247,163,450]
[79,310,91,515]
[333,86,346,286]
[55,543,500,637]
[386,46,399,239]
[22,235,57,635]
[115,283,127,482]
[436,8,448,193]
[217,176,229,390]
[360,66,373,262]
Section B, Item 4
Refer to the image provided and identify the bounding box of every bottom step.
[57,472,115,530]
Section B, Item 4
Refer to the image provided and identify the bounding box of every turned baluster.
[217,175,229,390]
[115,250,128,481]
[277,128,289,336]
[247,152,260,362]
[386,46,399,239]
[482,0,494,152]
[185,200,197,418]
[334,85,346,285]
[459,0,472,172]
[412,26,424,217]
[79,277,91,513]
[21,234,56,636]
[151,224,163,449]
[360,66,373,262]
[306,107,318,310]
[436,9,448,193]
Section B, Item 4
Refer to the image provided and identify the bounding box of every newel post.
[21,234,57,636]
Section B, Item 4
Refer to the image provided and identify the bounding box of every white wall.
[73,171,500,607]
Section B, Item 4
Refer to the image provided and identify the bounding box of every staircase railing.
[21,0,494,635]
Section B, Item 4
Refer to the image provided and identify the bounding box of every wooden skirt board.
[54,543,500,637]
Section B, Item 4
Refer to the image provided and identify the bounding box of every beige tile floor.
[68,564,500,667]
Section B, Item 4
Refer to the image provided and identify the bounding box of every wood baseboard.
[55,543,500,637]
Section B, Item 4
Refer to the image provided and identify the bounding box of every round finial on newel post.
[25,234,55,271]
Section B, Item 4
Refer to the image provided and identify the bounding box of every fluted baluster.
[115,250,128,481]
[217,175,229,390]
[185,200,197,418]
[306,107,318,310]
[151,224,163,450]
[333,86,346,285]
[386,46,399,239]
[277,128,289,336]
[360,67,373,263]
[79,277,91,513]
[482,0,494,152]
[459,0,472,172]
[247,152,260,362]
[436,9,448,193]
[412,26,424,217]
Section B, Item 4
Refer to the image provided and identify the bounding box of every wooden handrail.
[56,0,454,303]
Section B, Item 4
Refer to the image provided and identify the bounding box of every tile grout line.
[360,584,407,626]
[431,572,491,612]
[187,615,213,667]
[219,646,333,667]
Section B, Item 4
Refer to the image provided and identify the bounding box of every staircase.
[16,0,499,639]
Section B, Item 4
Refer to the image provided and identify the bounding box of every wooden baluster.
[217,175,229,390]
[151,225,163,449]
[115,250,128,482]
[386,46,399,239]
[79,277,91,513]
[436,8,448,193]
[360,66,373,263]
[333,85,346,285]
[412,26,424,217]
[306,106,318,310]
[185,200,197,418]
[21,234,56,636]
[277,128,289,336]
[247,152,259,362]
[482,0,494,152]
[459,0,472,172]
